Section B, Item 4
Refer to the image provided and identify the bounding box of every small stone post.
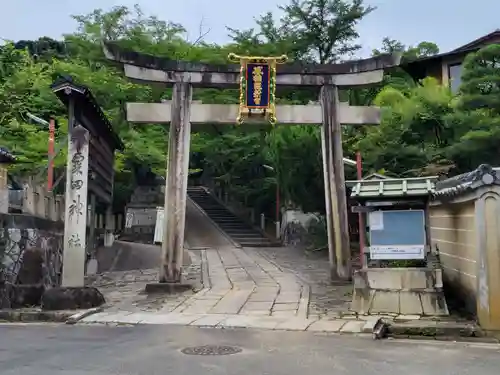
[0,165,8,214]
[117,214,123,231]
[104,206,115,247]
[88,194,96,256]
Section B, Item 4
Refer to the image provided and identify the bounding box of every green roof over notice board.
[346,176,437,199]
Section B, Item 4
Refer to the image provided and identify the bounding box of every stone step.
[236,236,274,241]
[215,224,248,228]
[198,210,234,216]
[222,228,260,233]
[187,187,280,248]
[214,221,247,225]
[239,241,278,247]
[236,235,276,242]
[228,229,272,236]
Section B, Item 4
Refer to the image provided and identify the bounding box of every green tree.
[0,3,460,223]
[228,0,374,63]
[444,44,500,172]
[373,37,439,62]
[355,78,454,176]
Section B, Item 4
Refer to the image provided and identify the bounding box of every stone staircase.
[187,187,280,247]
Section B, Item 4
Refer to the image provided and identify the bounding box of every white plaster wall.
[125,207,158,227]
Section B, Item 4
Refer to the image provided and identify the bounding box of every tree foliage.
[444,44,500,171]
[1,2,498,218]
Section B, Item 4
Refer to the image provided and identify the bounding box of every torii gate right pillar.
[320,85,351,279]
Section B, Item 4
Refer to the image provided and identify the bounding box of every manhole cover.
[181,345,242,356]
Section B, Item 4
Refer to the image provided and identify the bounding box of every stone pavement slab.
[240,301,274,311]
[307,319,347,332]
[272,303,298,311]
[252,247,353,318]
[81,245,364,334]
[275,292,302,304]
[209,289,254,314]
[243,310,272,316]
[147,313,203,325]
[178,299,221,314]
[340,320,366,333]
[221,315,286,330]
[272,311,299,318]
[275,317,319,331]
[189,314,229,327]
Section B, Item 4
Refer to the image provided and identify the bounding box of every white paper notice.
[369,211,384,230]
[153,207,165,244]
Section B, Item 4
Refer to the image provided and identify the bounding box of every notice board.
[369,209,426,260]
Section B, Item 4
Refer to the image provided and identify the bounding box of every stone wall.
[19,179,65,221]
[0,213,63,308]
[429,201,477,315]
[431,164,500,330]
[280,210,320,248]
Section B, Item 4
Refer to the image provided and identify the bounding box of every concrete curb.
[0,309,77,323]
[386,319,494,342]
[0,305,106,325]
[66,307,105,325]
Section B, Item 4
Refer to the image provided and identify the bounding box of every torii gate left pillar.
[160,82,192,283]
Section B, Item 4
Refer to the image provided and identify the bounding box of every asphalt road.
[1,324,499,375]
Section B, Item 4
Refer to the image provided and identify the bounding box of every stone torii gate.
[103,43,400,282]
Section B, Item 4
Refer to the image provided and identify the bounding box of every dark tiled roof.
[0,147,16,163]
[51,75,124,151]
[432,164,499,200]
[403,29,500,72]
[450,30,500,53]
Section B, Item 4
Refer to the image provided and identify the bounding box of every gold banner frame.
[228,53,288,125]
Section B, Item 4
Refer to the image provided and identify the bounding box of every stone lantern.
[0,147,16,214]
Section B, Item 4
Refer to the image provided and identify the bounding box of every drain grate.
[181,345,242,356]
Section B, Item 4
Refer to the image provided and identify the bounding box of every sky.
[1,0,499,57]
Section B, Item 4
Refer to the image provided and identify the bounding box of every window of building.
[448,63,463,93]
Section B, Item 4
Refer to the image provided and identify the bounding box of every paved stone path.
[251,246,354,318]
[82,246,383,333]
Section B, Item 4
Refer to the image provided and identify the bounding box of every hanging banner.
[228,53,287,125]
[246,62,270,109]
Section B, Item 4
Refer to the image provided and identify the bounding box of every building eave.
[432,164,499,200]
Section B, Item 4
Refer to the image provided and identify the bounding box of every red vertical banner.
[47,118,55,191]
